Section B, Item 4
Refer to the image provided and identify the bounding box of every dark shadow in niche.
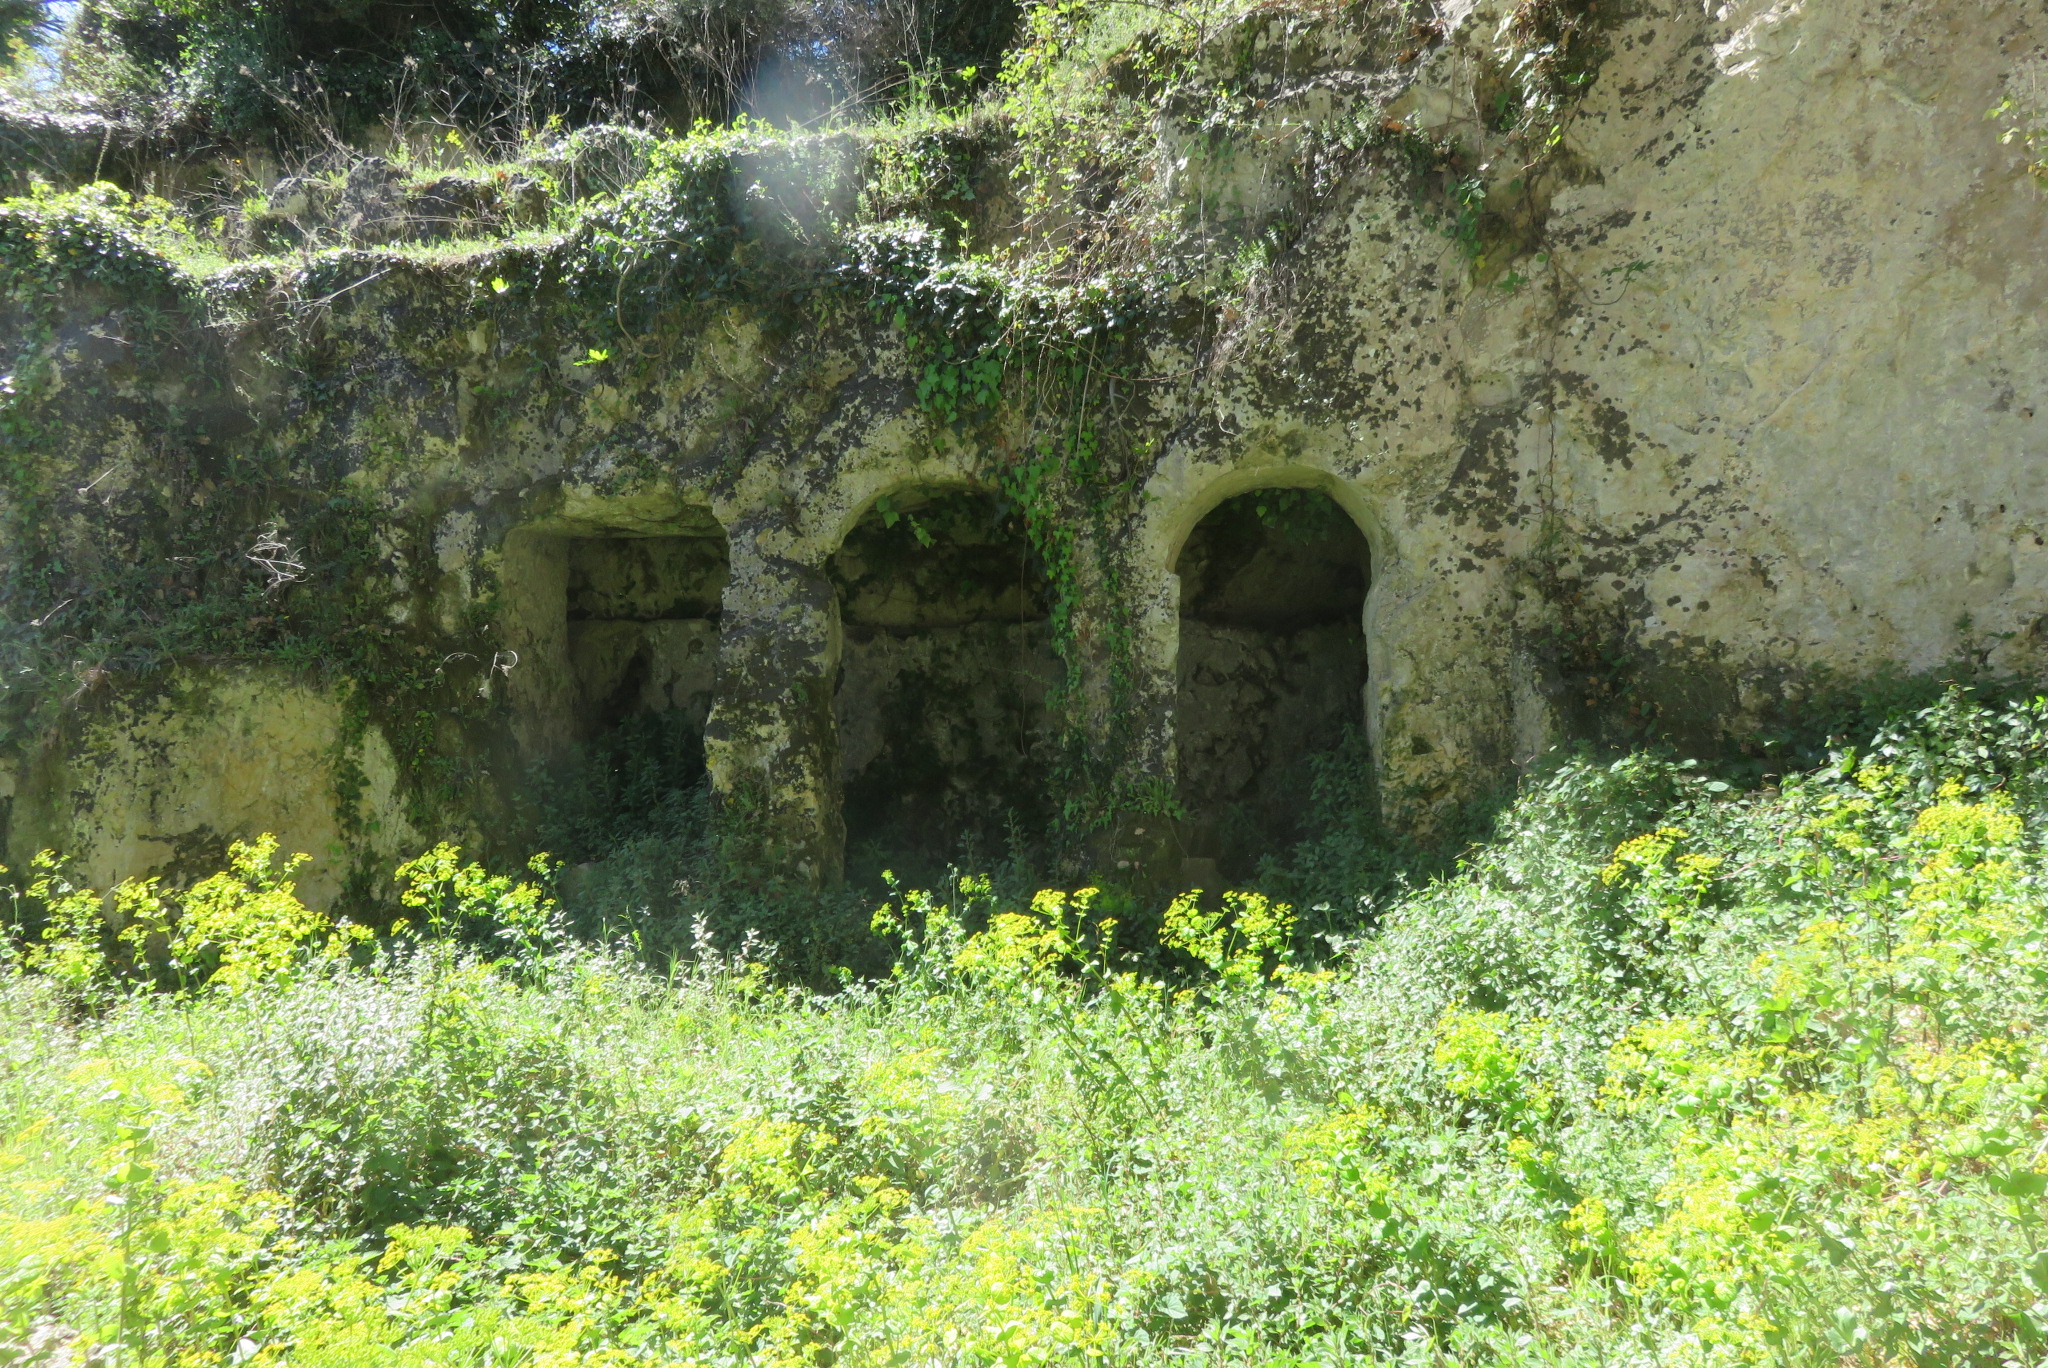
[542,532,730,865]
[830,488,1058,887]
[1174,489,1369,884]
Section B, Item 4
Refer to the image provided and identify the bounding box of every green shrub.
[5,690,2048,1364]
[3,834,361,1003]
[57,0,1017,148]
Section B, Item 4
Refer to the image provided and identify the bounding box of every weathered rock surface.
[5,0,2044,897]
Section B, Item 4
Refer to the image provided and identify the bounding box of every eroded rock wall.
[5,0,2044,897]
[0,670,421,906]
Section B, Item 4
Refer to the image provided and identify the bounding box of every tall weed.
[4,689,2047,1365]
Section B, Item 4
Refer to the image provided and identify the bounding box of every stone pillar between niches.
[498,529,575,762]
[1078,548,1182,885]
[703,534,845,887]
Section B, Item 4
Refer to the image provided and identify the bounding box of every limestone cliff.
[2,0,2043,904]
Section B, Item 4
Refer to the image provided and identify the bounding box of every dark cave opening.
[829,488,1058,884]
[1174,488,1370,883]
[546,531,730,861]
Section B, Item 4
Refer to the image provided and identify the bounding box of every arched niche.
[1172,484,1371,881]
[564,532,728,742]
[828,485,1057,883]
[498,505,730,862]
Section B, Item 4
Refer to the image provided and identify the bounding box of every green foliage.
[133,835,362,994]
[559,126,752,326]
[1160,886,1295,991]
[535,709,711,864]
[6,692,2048,1363]
[1988,96,2048,188]
[1498,0,1608,136]
[0,0,52,54]
[394,841,565,956]
[8,852,110,993]
[0,180,198,296]
[4,835,363,1003]
[58,0,1016,148]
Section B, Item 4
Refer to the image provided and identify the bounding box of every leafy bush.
[3,834,362,1002]
[56,0,1018,147]
[0,0,53,59]
[5,690,2048,1364]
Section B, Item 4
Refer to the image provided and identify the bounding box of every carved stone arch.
[693,445,1001,889]
[1147,463,1384,883]
[1158,464,1390,581]
[784,444,989,564]
[497,487,733,765]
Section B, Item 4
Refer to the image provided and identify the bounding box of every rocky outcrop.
[4,0,2044,899]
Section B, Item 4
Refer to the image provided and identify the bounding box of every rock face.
[1,671,422,908]
[3,0,2045,898]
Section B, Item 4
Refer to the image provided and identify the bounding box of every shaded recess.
[1174,489,1369,881]
[829,489,1057,883]
[520,527,730,864]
